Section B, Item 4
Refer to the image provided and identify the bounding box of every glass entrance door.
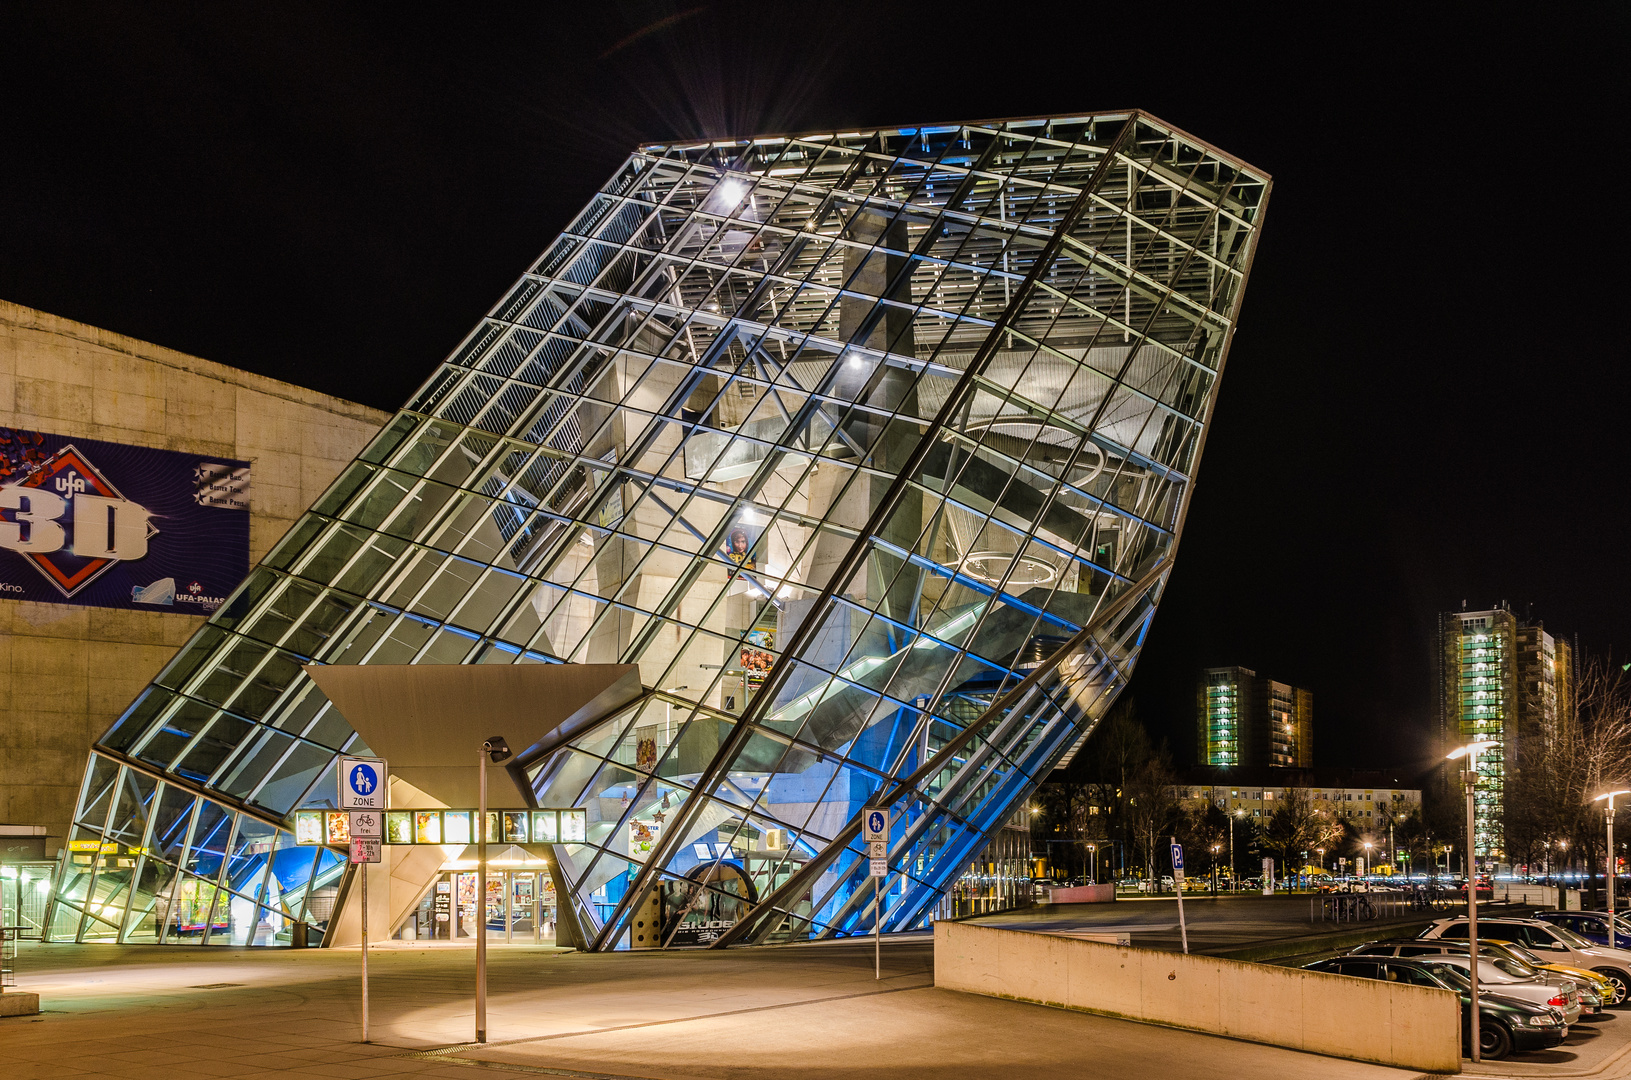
[511,873,534,941]
[395,869,558,943]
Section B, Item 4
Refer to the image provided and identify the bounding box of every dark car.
[1535,911,1631,950]
[1304,954,1567,1059]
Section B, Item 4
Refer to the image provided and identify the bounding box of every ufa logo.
[0,445,156,597]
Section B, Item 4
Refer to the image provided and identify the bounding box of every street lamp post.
[1230,808,1244,886]
[1086,843,1097,885]
[1593,790,1631,917]
[1211,844,1221,895]
[476,735,512,1044]
[1448,739,1498,1063]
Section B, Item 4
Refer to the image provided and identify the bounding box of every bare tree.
[1261,787,1341,879]
[1507,654,1631,906]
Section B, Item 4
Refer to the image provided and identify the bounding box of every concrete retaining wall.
[935,921,1461,1074]
[1045,884,1115,903]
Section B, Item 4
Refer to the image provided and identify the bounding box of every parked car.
[1483,938,1621,1009]
[1304,955,1567,1059]
[1420,954,1582,1024]
[1534,910,1631,950]
[1420,916,1631,1005]
[1347,938,1604,1015]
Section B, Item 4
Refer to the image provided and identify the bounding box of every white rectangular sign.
[869,857,888,877]
[338,757,388,810]
[862,807,890,844]
[349,838,381,864]
[349,810,383,840]
[867,840,886,859]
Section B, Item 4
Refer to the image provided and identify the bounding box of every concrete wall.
[1045,884,1114,903]
[0,301,390,852]
[935,921,1461,1074]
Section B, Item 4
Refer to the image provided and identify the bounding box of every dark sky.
[2,3,1626,778]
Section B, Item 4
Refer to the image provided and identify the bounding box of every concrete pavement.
[2,938,1435,1080]
[973,894,1454,957]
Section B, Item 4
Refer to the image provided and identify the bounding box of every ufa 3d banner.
[0,427,249,613]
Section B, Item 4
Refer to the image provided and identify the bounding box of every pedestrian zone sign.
[339,757,387,810]
[863,807,889,843]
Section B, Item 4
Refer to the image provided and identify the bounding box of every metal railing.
[1,925,22,989]
[1310,886,1465,923]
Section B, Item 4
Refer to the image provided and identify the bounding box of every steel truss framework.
[53,111,1269,949]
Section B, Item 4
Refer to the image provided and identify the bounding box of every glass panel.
[62,116,1264,949]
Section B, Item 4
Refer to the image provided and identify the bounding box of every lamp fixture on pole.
[476,735,512,1044]
[1593,789,1631,918]
[1448,739,1498,1062]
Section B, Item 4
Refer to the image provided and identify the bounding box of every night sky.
[2,4,1625,778]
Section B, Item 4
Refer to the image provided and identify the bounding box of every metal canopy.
[303,663,641,807]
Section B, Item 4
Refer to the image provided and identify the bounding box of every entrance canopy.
[304,663,641,807]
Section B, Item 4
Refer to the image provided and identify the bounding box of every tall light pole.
[1594,790,1631,917]
[477,735,512,1044]
[1448,739,1498,1063]
[1230,808,1244,885]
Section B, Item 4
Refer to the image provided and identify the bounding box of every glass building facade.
[52,111,1268,947]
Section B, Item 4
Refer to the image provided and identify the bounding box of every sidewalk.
[2,940,1426,1079]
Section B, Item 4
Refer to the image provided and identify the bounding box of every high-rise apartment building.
[1198,666,1312,768]
[1436,605,1573,858]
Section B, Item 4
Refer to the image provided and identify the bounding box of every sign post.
[339,757,387,1044]
[1171,838,1188,954]
[864,807,890,980]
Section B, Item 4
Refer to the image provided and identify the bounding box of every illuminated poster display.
[0,427,249,612]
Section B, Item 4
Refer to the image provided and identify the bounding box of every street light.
[1211,844,1221,895]
[1086,843,1097,885]
[1593,789,1631,916]
[1230,808,1245,887]
[1448,738,1499,1063]
[477,735,512,1044]
[1363,840,1374,880]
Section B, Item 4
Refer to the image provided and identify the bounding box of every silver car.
[1349,939,1604,1014]
[1421,916,1631,1005]
[1420,954,1581,1024]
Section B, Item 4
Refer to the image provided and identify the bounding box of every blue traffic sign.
[338,756,388,809]
[348,762,379,797]
[866,810,886,836]
[1171,843,1185,871]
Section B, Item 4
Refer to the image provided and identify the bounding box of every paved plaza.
[0,938,1445,1080]
[974,894,1442,958]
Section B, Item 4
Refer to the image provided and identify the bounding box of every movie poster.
[0,427,249,612]
[741,627,774,688]
[723,523,756,570]
[629,818,662,862]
